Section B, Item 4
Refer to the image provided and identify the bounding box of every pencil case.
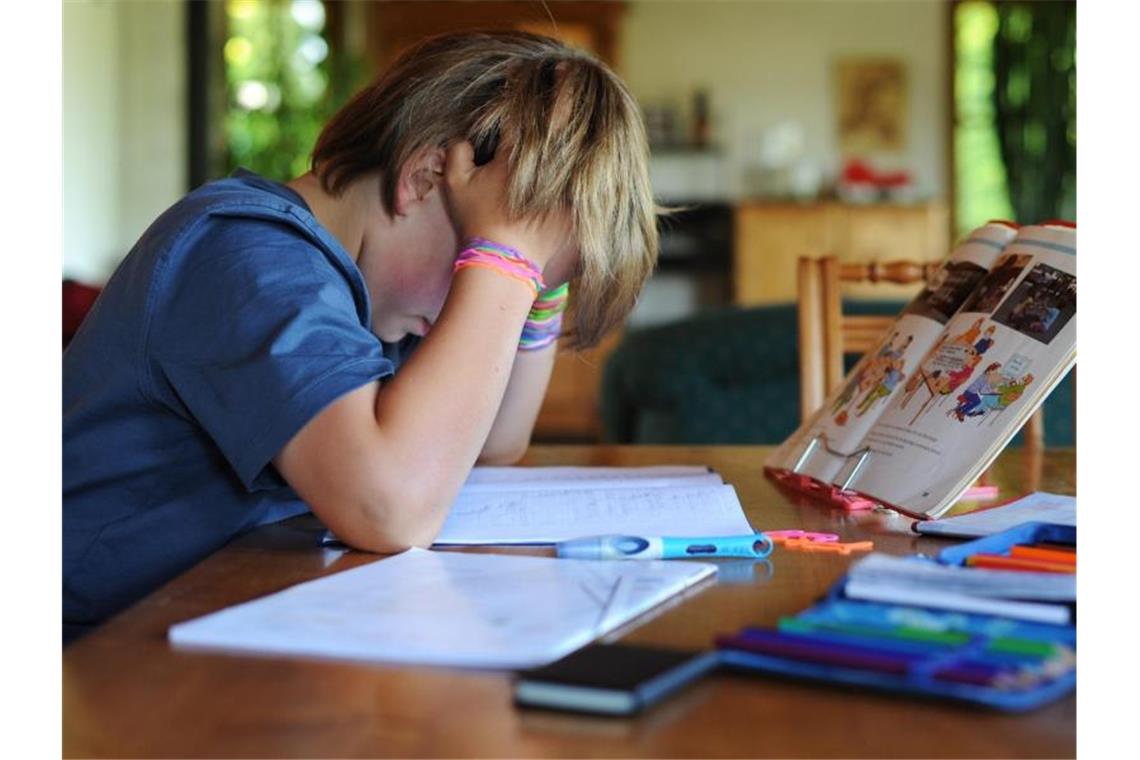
[717,575,1076,712]
[937,521,1075,567]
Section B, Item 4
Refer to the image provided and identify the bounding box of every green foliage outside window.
[955,2,1015,236]
[991,1,1075,226]
[224,0,364,182]
[955,1,1075,236]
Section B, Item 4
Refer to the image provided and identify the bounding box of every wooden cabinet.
[364,1,626,72]
[533,331,623,442]
[733,202,950,304]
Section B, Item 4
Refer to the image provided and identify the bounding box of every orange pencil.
[966,553,1076,574]
[1010,545,1077,566]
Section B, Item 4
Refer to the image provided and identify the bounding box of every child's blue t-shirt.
[63,170,417,637]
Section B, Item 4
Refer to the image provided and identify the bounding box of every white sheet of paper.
[849,552,1075,601]
[434,484,753,545]
[843,578,1071,625]
[168,548,716,669]
[915,491,1075,538]
[464,465,713,485]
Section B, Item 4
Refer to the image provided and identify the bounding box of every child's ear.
[396,145,447,215]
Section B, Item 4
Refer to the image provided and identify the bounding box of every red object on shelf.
[840,159,912,191]
[841,159,878,184]
[875,170,910,189]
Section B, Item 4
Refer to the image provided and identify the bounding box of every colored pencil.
[808,599,1076,643]
[777,618,1061,659]
[966,553,1075,574]
[1010,545,1076,565]
[717,629,1013,685]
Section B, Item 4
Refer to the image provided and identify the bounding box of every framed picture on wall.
[835,58,907,153]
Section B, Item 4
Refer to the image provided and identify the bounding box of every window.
[953,1,1075,235]
[223,0,363,181]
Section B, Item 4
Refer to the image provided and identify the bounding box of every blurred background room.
[62,0,1075,447]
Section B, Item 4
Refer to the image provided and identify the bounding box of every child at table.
[62,31,658,641]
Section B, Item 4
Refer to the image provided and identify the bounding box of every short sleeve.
[148,217,393,490]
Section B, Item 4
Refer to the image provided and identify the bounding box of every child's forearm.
[273,265,536,553]
[369,267,535,526]
[477,344,557,465]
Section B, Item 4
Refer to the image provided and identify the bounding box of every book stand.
[766,433,877,511]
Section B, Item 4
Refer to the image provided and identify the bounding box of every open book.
[766,221,1076,519]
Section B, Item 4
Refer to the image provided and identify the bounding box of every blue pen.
[555,533,773,560]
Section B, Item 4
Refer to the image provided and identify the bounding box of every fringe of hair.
[311,30,659,349]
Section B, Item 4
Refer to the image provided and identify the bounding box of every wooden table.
[63,445,1075,758]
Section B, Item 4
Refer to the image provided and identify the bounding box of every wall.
[63,0,186,283]
[620,0,949,199]
[63,1,120,283]
[60,0,948,280]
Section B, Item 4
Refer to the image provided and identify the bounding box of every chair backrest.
[795,255,1046,448]
[796,256,937,421]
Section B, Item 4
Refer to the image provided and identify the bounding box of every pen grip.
[662,535,773,559]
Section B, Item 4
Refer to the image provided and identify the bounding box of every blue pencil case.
[717,526,1077,711]
[937,521,1075,567]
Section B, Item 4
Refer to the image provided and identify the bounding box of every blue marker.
[555,533,773,561]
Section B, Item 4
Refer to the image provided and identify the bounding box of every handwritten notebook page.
[459,474,724,493]
[465,465,714,485]
[169,548,716,669]
[321,467,750,547]
[435,484,753,544]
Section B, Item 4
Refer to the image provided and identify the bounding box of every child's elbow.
[332,479,448,554]
[477,440,528,466]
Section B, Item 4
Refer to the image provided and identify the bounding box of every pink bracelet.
[453,238,545,297]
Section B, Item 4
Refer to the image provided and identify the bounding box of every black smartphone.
[514,643,720,716]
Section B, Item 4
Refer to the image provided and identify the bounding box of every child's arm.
[273,142,572,553]
[477,345,557,464]
[275,266,539,553]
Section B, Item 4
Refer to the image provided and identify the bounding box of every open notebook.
[438,466,752,544]
[322,466,755,547]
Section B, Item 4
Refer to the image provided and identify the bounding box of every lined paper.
[435,483,753,545]
[464,465,714,485]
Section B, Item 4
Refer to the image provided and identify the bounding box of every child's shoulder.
[142,171,348,278]
[170,170,318,243]
[128,171,365,327]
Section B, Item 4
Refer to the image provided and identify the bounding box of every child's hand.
[443,140,573,271]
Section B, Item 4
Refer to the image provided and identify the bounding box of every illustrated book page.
[767,222,1019,482]
[845,224,1076,517]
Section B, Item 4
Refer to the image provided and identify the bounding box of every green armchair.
[600,303,1074,446]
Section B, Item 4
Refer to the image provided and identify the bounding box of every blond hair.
[311,30,658,348]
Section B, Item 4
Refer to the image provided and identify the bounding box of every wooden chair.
[795,255,1045,448]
